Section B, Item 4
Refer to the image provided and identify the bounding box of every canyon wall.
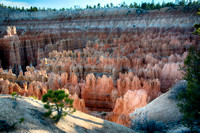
[0,6,199,126]
[0,6,199,71]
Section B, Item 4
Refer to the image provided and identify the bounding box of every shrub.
[29,95,38,100]
[131,112,166,132]
[42,89,76,123]
[11,92,19,109]
[11,92,18,101]
[102,112,107,116]
[0,118,24,132]
[193,23,200,35]
[193,9,200,35]
[12,118,24,127]
[168,80,187,100]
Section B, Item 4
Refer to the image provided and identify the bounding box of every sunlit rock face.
[105,89,148,126]
[81,73,115,111]
[0,6,199,126]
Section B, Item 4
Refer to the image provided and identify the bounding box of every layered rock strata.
[0,6,199,72]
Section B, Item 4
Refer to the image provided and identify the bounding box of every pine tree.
[106,4,109,8]
[178,47,200,130]
[42,89,76,123]
[155,3,161,10]
[193,10,200,35]
[97,3,101,8]
[129,3,134,8]
[177,10,200,130]
[110,3,113,8]
[134,2,138,8]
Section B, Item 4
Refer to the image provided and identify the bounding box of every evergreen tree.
[178,10,200,130]
[141,3,146,9]
[42,7,45,11]
[110,3,113,8]
[97,3,101,8]
[42,89,76,123]
[88,5,92,9]
[194,23,200,35]
[155,3,161,10]
[134,2,138,8]
[106,4,109,8]
[60,8,65,11]
[178,47,200,130]
[121,2,127,7]
[33,7,38,11]
[193,10,200,35]
[162,1,166,7]
[141,2,150,10]
[150,3,155,9]
[179,0,186,6]
[129,3,134,8]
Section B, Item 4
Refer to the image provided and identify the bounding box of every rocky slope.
[129,89,193,132]
[0,94,135,133]
[130,90,182,124]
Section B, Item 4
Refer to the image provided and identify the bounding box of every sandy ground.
[0,95,135,133]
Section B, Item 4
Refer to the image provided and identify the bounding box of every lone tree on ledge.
[42,89,76,123]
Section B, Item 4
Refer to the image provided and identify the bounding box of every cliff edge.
[0,95,135,133]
